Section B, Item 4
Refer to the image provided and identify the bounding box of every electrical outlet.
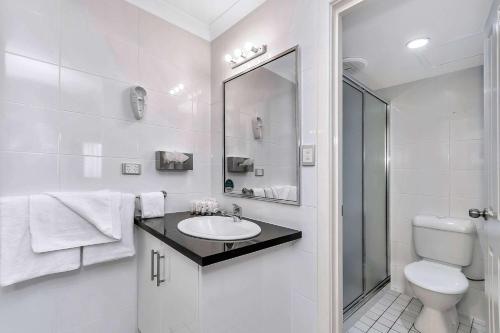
[122,163,141,175]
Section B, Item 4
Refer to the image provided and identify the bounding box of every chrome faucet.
[232,204,242,222]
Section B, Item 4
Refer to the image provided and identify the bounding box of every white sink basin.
[177,216,261,241]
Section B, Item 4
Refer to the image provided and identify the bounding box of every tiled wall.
[377,66,486,320]
[210,0,321,331]
[0,0,210,331]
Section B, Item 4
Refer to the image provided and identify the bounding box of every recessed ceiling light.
[406,38,430,49]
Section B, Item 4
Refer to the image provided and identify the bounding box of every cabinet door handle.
[151,250,157,281]
[156,252,166,286]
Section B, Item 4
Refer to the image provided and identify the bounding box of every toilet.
[404,215,476,333]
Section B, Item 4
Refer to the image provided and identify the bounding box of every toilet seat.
[404,260,468,295]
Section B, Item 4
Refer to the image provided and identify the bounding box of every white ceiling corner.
[125,0,267,41]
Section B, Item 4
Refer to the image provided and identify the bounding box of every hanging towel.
[253,188,265,197]
[139,192,165,218]
[29,192,122,253]
[264,187,274,198]
[83,193,136,266]
[46,191,121,239]
[0,196,80,286]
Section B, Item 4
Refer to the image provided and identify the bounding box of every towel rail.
[135,191,167,218]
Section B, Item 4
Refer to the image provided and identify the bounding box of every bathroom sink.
[177,216,261,241]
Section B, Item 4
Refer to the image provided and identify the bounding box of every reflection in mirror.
[223,47,300,205]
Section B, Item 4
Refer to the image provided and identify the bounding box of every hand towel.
[140,192,165,218]
[83,193,135,266]
[29,192,122,253]
[264,187,274,198]
[286,186,297,201]
[0,196,80,286]
[253,188,265,197]
[46,191,121,239]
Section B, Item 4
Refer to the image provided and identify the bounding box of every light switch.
[255,168,264,176]
[301,145,315,166]
[122,163,141,175]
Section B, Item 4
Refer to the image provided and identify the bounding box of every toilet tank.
[413,215,475,266]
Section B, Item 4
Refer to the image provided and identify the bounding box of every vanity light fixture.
[169,83,185,95]
[224,42,267,69]
[406,37,430,49]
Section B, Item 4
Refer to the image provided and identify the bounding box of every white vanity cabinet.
[137,228,199,333]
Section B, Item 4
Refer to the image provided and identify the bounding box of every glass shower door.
[342,82,364,307]
[363,93,388,292]
[342,79,388,312]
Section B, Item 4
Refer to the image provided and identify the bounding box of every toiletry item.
[139,192,165,218]
[190,198,220,215]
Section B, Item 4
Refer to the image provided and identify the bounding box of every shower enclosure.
[342,77,389,315]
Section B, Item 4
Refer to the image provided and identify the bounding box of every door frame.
[317,0,374,332]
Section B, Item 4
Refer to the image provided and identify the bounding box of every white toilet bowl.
[404,260,469,333]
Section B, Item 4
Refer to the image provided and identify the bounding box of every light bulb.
[233,48,243,58]
[178,83,184,90]
[174,87,180,93]
[406,38,430,49]
[224,54,233,63]
[169,90,175,95]
[245,42,257,52]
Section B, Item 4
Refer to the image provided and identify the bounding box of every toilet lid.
[404,261,469,295]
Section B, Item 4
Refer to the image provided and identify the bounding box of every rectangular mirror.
[223,47,300,205]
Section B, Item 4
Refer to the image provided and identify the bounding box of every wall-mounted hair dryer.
[130,86,147,120]
[252,116,263,140]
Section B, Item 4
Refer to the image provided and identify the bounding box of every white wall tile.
[0,102,59,153]
[0,0,60,64]
[0,152,59,196]
[0,53,59,108]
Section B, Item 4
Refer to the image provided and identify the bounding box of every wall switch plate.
[122,163,141,175]
[301,145,315,166]
[255,168,264,176]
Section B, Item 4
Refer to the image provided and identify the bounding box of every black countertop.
[134,212,302,266]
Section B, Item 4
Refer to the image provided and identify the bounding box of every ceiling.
[342,0,494,90]
[125,0,266,41]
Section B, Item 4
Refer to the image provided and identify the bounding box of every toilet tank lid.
[413,215,474,234]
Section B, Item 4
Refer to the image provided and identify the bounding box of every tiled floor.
[344,288,487,333]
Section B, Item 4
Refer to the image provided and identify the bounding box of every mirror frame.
[222,45,301,205]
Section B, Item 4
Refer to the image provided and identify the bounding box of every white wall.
[378,66,487,320]
[210,0,321,331]
[0,0,210,331]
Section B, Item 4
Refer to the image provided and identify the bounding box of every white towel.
[253,188,265,197]
[0,196,80,286]
[83,193,136,266]
[286,186,297,201]
[140,192,165,218]
[264,187,274,198]
[46,191,121,239]
[29,192,122,253]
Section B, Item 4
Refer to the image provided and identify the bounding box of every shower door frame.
[342,75,391,317]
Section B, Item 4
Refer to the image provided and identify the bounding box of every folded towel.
[46,191,121,239]
[264,187,274,198]
[83,193,135,266]
[286,186,297,201]
[29,192,122,253]
[140,192,165,218]
[271,186,290,200]
[0,196,80,286]
[253,188,265,197]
